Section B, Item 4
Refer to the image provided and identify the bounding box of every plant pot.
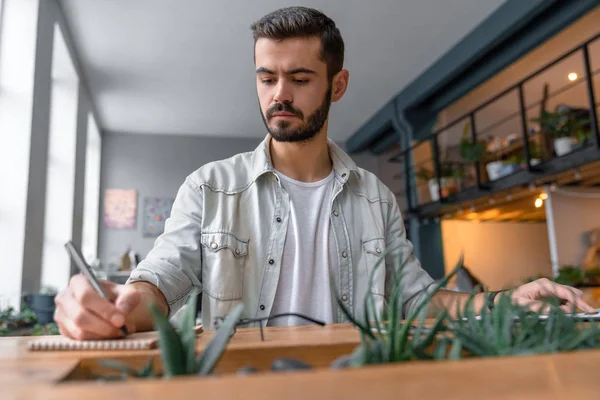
[24,294,56,325]
[554,137,575,157]
[486,161,504,181]
[498,163,521,178]
[428,178,458,201]
[440,177,459,198]
[428,179,440,202]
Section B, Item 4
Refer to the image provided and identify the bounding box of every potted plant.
[439,163,462,197]
[416,164,460,202]
[554,265,585,286]
[531,107,591,157]
[22,287,57,326]
[415,167,439,202]
[99,289,244,379]
[0,305,37,336]
[459,121,486,163]
[331,251,600,370]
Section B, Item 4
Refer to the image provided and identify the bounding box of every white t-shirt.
[268,169,339,326]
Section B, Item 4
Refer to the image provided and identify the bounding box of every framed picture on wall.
[103,189,137,229]
[142,197,174,237]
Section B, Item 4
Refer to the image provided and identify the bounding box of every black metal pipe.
[403,153,413,211]
[583,44,600,149]
[468,113,483,189]
[431,136,443,202]
[517,85,534,172]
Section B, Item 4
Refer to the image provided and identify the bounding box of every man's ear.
[331,69,349,103]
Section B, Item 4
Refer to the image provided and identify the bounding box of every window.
[81,112,102,264]
[0,0,39,308]
[40,24,79,292]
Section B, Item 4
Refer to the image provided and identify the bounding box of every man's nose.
[273,80,293,104]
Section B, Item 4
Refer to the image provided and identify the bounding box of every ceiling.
[58,0,505,141]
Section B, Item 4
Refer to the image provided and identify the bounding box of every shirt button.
[342,173,347,178]
[269,259,275,265]
[376,248,382,254]
[342,251,348,258]
[235,249,241,255]
[210,242,218,249]
[342,294,348,301]
[276,217,282,223]
[333,210,339,217]
[260,305,265,311]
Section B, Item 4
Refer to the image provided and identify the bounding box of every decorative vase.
[554,137,575,157]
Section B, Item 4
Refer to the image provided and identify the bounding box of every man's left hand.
[508,278,596,313]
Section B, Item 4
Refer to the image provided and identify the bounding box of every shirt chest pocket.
[200,232,249,301]
[362,237,386,296]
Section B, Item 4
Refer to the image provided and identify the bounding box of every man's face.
[255,37,331,143]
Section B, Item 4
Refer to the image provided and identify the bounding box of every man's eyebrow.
[286,68,316,75]
[256,67,274,74]
[255,67,317,75]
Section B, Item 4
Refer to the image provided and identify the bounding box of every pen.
[64,241,128,336]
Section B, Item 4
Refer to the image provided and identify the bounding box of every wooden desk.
[3,323,600,399]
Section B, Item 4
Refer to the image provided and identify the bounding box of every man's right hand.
[54,274,142,340]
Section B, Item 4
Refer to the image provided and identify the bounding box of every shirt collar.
[251,134,359,183]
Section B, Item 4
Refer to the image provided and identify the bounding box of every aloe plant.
[452,291,600,358]
[331,250,464,366]
[335,247,600,367]
[102,289,244,379]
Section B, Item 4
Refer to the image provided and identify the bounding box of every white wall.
[550,189,600,267]
[99,134,264,265]
[442,220,552,290]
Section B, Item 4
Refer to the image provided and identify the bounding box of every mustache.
[266,103,304,120]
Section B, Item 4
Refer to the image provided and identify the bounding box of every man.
[55,7,594,340]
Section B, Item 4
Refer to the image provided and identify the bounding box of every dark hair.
[251,6,344,81]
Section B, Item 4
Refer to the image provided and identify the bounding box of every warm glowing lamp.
[535,198,543,208]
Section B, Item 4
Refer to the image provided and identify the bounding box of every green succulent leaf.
[448,337,463,360]
[150,303,186,377]
[180,288,200,374]
[195,303,244,375]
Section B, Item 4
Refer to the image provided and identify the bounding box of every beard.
[260,86,332,143]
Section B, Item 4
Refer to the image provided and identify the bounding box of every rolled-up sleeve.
[127,177,203,316]
[384,195,435,318]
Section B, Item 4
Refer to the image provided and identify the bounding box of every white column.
[40,23,79,292]
[544,186,560,277]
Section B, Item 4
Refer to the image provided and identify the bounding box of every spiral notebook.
[27,325,204,352]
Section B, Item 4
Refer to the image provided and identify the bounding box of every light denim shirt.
[128,135,434,328]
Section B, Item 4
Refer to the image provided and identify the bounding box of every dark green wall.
[417,220,445,280]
